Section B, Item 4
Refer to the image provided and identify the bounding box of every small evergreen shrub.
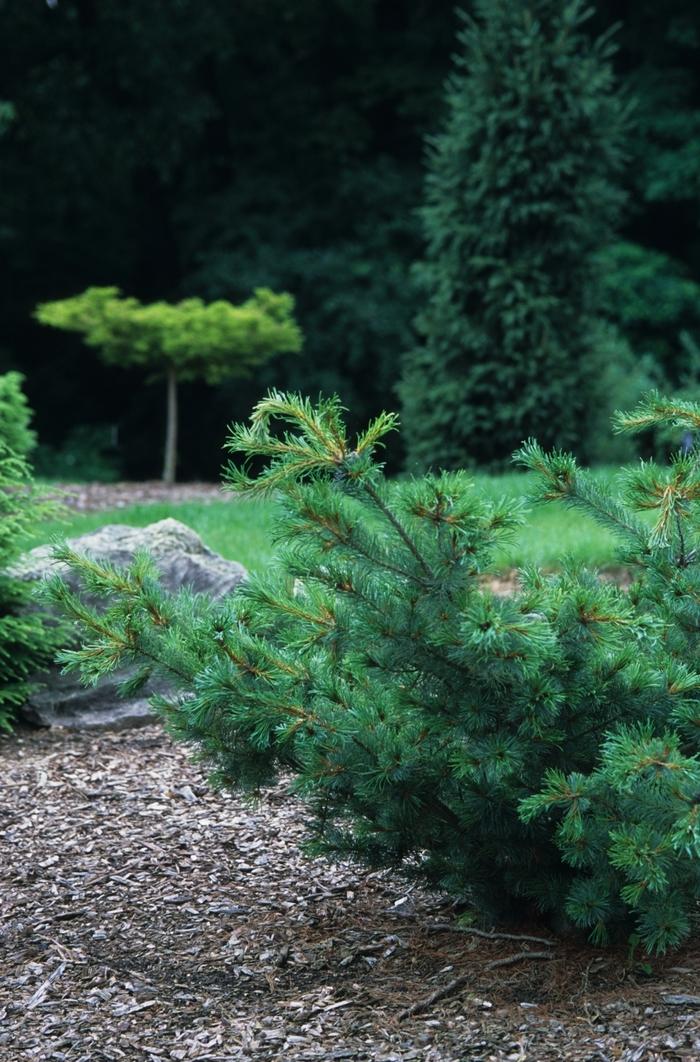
[0,371,36,459]
[0,447,65,730]
[51,393,700,952]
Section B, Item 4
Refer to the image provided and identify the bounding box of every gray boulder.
[15,518,247,730]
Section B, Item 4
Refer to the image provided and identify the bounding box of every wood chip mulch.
[2,726,700,1061]
[43,482,232,513]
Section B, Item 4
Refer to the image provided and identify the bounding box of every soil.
[2,724,700,1062]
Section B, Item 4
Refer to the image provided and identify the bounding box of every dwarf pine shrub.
[51,392,700,952]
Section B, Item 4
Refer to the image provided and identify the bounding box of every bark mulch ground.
[2,725,700,1062]
[44,482,232,513]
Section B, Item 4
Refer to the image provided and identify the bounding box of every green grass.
[475,468,622,570]
[26,468,627,576]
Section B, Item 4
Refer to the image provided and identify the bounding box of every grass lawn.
[26,468,626,576]
[477,468,623,571]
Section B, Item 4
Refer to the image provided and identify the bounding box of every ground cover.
[2,724,700,1062]
[29,470,622,575]
[4,474,697,1058]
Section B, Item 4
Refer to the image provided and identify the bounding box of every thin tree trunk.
[162,368,178,485]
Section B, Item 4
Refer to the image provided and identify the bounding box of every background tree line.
[2,0,700,477]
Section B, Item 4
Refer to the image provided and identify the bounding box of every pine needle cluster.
[52,391,700,952]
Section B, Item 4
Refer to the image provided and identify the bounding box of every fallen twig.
[399,951,554,1020]
[398,974,472,1020]
[485,950,554,970]
[292,999,355,1024]
[427,923,555,947]
[34,907,90,926]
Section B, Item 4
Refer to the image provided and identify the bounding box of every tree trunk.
[162,368,178,485]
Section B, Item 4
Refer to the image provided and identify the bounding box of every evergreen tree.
[50,391,700,953]
[514,391,700,949]
[35,287,303,484]
[0,373,61,729]
[400,0,630,470]
[0,446,64,731]
[0,371,36,459]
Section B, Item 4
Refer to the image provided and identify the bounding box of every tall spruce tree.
[400,0,630,470]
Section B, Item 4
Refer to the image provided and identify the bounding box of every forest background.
[3,0,700,478]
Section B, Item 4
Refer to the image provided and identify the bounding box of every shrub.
[0,447,65,730]
[0,371,36,459]
[51,392,700,952]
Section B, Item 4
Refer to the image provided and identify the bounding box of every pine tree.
[400,0,630,470]
[50,390,700,953]
[513,391,700,949]
[35,287,303,484]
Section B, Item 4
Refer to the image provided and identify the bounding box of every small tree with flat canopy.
[35,286,303,484]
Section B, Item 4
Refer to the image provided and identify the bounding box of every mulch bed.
[2,725,700,1062]
[43,482,232,513]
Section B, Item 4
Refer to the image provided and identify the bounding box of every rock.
[14,517,247,598]
[24,671,156,732]
[14,518,247,730]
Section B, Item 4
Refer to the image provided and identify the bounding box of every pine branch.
[362,479,434,578]
[614,392,700,435]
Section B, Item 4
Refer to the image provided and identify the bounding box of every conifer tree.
[0,371,36,459]
[35,287,303,484]
[400,0,630,469]
[50,391,700,954]
[0,374,62,728]
[0,445,64,730]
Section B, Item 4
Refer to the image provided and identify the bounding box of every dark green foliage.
[53,392,700,952]
[0,372,36,459]
[4,2,700,472]
[0,372,61,728]
[600,2,700,391]
[400,0,631,469]
[2,0,456,476]
[0,448,65,731]
[33,424,122,483]
[597,243,700,374]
